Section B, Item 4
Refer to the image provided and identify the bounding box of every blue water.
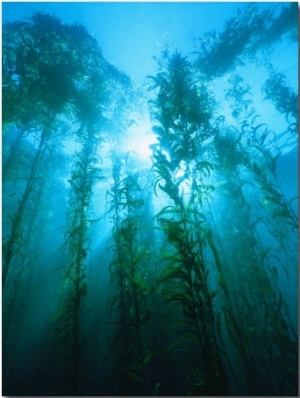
[2,3,298,396]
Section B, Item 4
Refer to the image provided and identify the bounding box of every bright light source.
[123,117,156,164]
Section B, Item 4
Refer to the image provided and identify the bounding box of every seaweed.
[149,51,228,395]
[2,6,297,396]
[107,153,154,395]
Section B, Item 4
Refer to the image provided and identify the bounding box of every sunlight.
[123,117,157,165]
[3,4,297,396]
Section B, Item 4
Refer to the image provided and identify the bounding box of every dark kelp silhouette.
[2,5,298,396]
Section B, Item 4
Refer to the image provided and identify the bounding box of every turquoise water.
[2,3,298,396]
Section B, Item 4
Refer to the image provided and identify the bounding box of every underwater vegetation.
[2,4,298,396]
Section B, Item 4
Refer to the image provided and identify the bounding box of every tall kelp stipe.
[2,12,138,394]
[212,89,297,394]
[148,52,228,395]
[53,28,109,394]
[50,23,136,395]
[2,14,92,387]
[2,3,298,396]
[147,26,297,392]
[55,132,103,393]
[107,152,156,395]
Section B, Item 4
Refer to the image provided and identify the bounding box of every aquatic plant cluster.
[2,4,298,396]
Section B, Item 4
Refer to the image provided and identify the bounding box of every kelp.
[2,12,106,291]
[211,71,298,394]
[55,128,99,395]
[107,153,154,395]
[2,6,297,396]
[149,52,228,395]
[262,69,298,129]
[194,3,298,78]
[2,12,136,395]
[148,48,297,395]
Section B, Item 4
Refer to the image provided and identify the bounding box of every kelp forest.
[2,3,298,396]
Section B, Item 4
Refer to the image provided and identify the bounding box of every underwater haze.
[2,2,298,396]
